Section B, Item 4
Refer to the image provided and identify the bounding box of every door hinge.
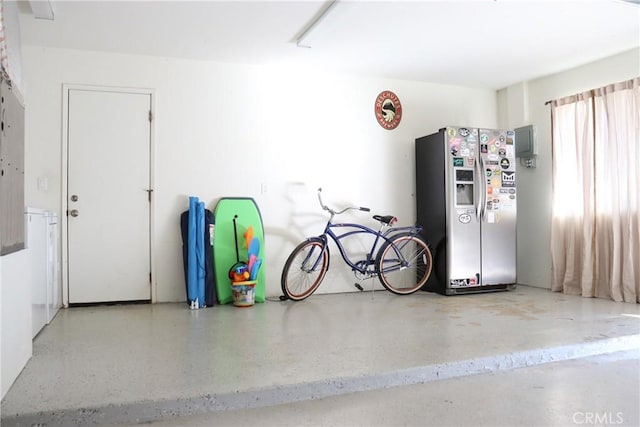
[149,272,152,283]
[148,110,153,122]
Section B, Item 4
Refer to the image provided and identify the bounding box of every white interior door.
[67,89,151,304]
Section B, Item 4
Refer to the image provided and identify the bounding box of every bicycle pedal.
[354,283,364,291]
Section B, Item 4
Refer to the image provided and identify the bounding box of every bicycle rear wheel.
[375,234,432,295]
[281,238,329,301]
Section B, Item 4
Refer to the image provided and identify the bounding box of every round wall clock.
[374,90,402,130]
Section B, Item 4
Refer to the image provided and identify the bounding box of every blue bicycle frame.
[321,222,422,274]
[306,189,424,277]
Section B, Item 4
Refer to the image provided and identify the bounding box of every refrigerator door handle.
[474,154,480,220]
[475,154,484,221]
[479,156,486,221]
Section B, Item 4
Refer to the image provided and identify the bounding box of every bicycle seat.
[373,215,397,225]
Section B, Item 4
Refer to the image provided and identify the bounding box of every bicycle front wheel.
[281,238,329,301]
[375,234,432,295]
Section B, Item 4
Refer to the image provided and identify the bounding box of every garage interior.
[1,1,639,426]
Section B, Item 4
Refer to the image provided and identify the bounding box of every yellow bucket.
[231,281,256,307]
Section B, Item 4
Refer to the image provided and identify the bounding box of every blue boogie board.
[213,198,265,304]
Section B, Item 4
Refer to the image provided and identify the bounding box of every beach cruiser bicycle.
[280,188,433,301]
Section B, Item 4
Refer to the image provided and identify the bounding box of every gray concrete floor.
[124,351,640,427]
[1,286,639,426]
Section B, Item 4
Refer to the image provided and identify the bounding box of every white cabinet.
[1,208,59,398]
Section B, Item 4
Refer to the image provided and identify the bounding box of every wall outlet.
[37,176,48,191]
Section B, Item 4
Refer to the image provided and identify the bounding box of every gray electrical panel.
[515,124,535,158]
[0,75,25,255]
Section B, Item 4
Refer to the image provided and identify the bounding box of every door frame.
[61,84,156,307]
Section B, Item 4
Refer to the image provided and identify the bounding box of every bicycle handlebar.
[317,188,370,215]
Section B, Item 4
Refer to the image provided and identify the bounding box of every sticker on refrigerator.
[448,128,457,138]
[506,136,514,145]
[498,148,507,157]
[500,158,510,169]
[450,277,478,288]
[458,128,470,137]
[501,171,516,187]
[450,278,470,288]
[480,144,488,153]
[450,138,462,156]
[481,134,488,143]
[458,213,471,224]
[466,158,475,166]
[453,157,464,167]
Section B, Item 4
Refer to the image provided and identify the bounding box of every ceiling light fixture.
[295,0,339,48]
[29,0,55,20]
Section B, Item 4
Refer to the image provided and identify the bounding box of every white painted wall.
[21,46,498,302]
[499,48,640,289]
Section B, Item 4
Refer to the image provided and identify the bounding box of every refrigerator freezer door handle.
[479,156,486,221]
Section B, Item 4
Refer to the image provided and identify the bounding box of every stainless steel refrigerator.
[415,126,517,295]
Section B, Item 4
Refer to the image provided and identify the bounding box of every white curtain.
[551,77,639,303]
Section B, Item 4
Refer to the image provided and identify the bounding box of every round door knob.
[70,209,79,217]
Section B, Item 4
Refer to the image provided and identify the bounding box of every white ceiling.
[18,0,640,89]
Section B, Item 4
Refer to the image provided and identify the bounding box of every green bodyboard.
[213,198,265,304]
